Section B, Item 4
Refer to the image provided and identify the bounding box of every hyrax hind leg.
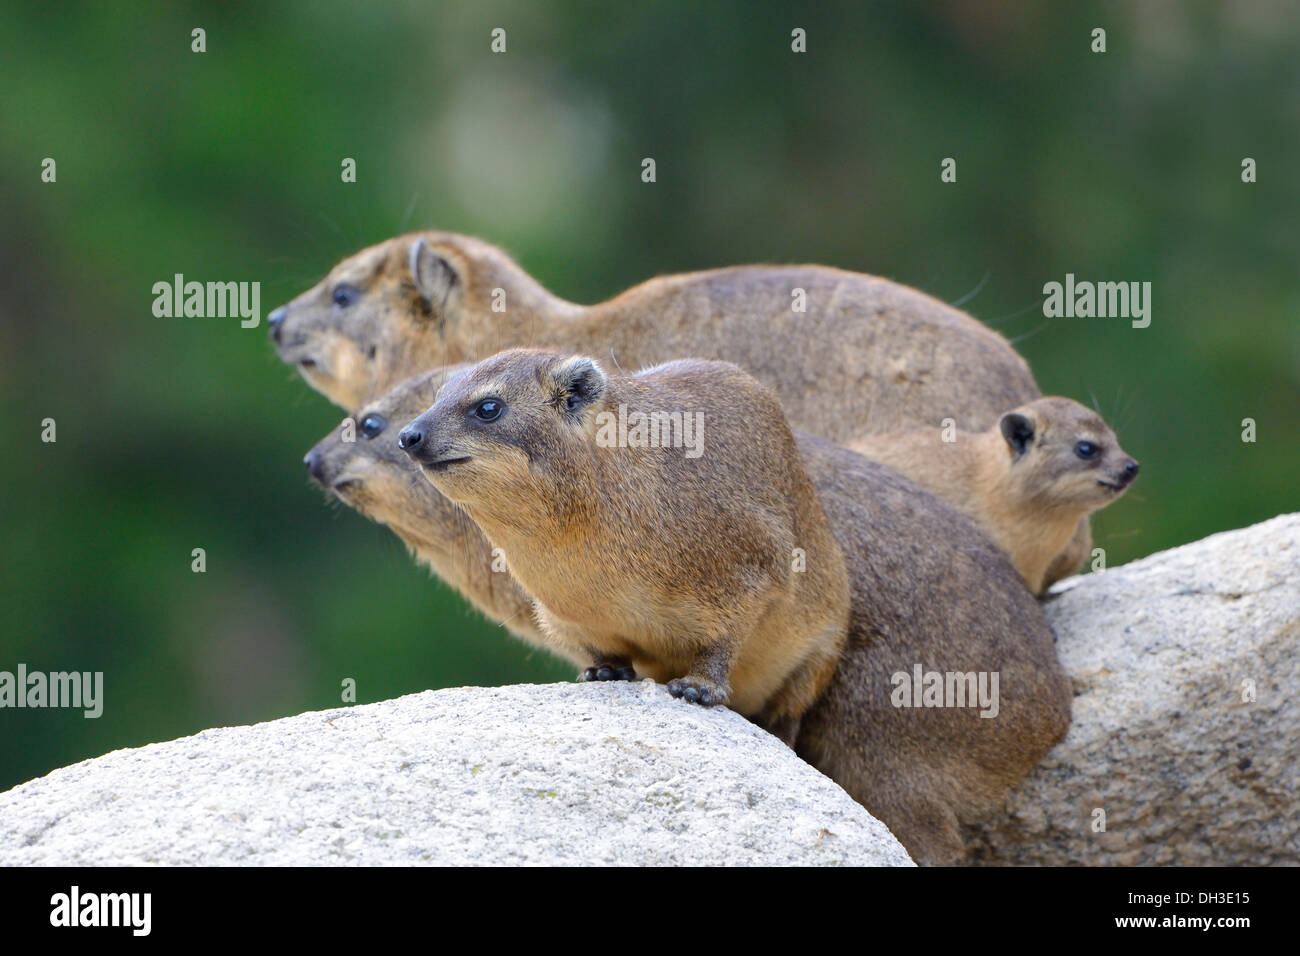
[760,644,843,737]
[801,734,969,865]
[1042,517,1092,592]
[757,714,802,748]
[868,789,967,866]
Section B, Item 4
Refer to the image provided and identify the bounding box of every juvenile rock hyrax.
[306,366,1070,865]
[851,397,1139,595]
[269,230,1041,440]
[394,349,851,726]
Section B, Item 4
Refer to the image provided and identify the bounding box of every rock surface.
[967,512,1300,865]
[0,681,912,866]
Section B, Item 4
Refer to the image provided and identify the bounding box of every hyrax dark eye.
[332,283,360,307]
[1074,441,1100,460]
[472,399,503,423]
[361,414,387,439]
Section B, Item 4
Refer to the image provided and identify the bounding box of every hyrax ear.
[1000,412,1035,456]
[408,238,459,310]
[550,356,607,417]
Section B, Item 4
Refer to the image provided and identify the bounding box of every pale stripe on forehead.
[1035,399,1112,439]
[337,245,389,282]
[1066,416,1110,441]
[464,381,509,407]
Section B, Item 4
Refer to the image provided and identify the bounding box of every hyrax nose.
[267,306,288,342]
[397,427,424,452]
[1122,459,1140,483]
[303,448,326,483]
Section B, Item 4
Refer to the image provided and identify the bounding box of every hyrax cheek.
[330,339,368,379]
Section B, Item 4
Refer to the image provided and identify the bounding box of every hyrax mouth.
[426,457,471,472]
[1097,479,1124,492]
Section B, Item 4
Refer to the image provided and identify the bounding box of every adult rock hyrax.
[268,230,1041,440]
[394,349,851,726]
[851,397,1139,595]
[306,366,1070,864]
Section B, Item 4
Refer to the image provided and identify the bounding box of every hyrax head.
[268,232,527,410]
[397,349,608,508]
[302,366,471,539]
[997,396,1139,509]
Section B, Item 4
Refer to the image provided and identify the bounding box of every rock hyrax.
[394,349,851,725]
[851,397,1138,595]
[269,231,1041,440]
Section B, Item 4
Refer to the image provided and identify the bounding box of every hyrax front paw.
[667,677,729,707]
[581,665,637,682]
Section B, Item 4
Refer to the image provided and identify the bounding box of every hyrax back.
[396,348,851,723]
[851,397,1139,595]
[269,231,1041,439]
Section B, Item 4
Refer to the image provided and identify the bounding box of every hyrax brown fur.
[851,397,1138,595]
[269,231,1041,439]
[793,434,1072,864]
[393,349,851,725]
[306,366,1071,865]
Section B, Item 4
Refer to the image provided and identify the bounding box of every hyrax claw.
[582,665,637,682]
[667,678,728,707]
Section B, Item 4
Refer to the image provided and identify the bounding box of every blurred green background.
[2,1,1296,791]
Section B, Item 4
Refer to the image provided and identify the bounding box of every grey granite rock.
[0,680,913,866]
[967,512,1300,865]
